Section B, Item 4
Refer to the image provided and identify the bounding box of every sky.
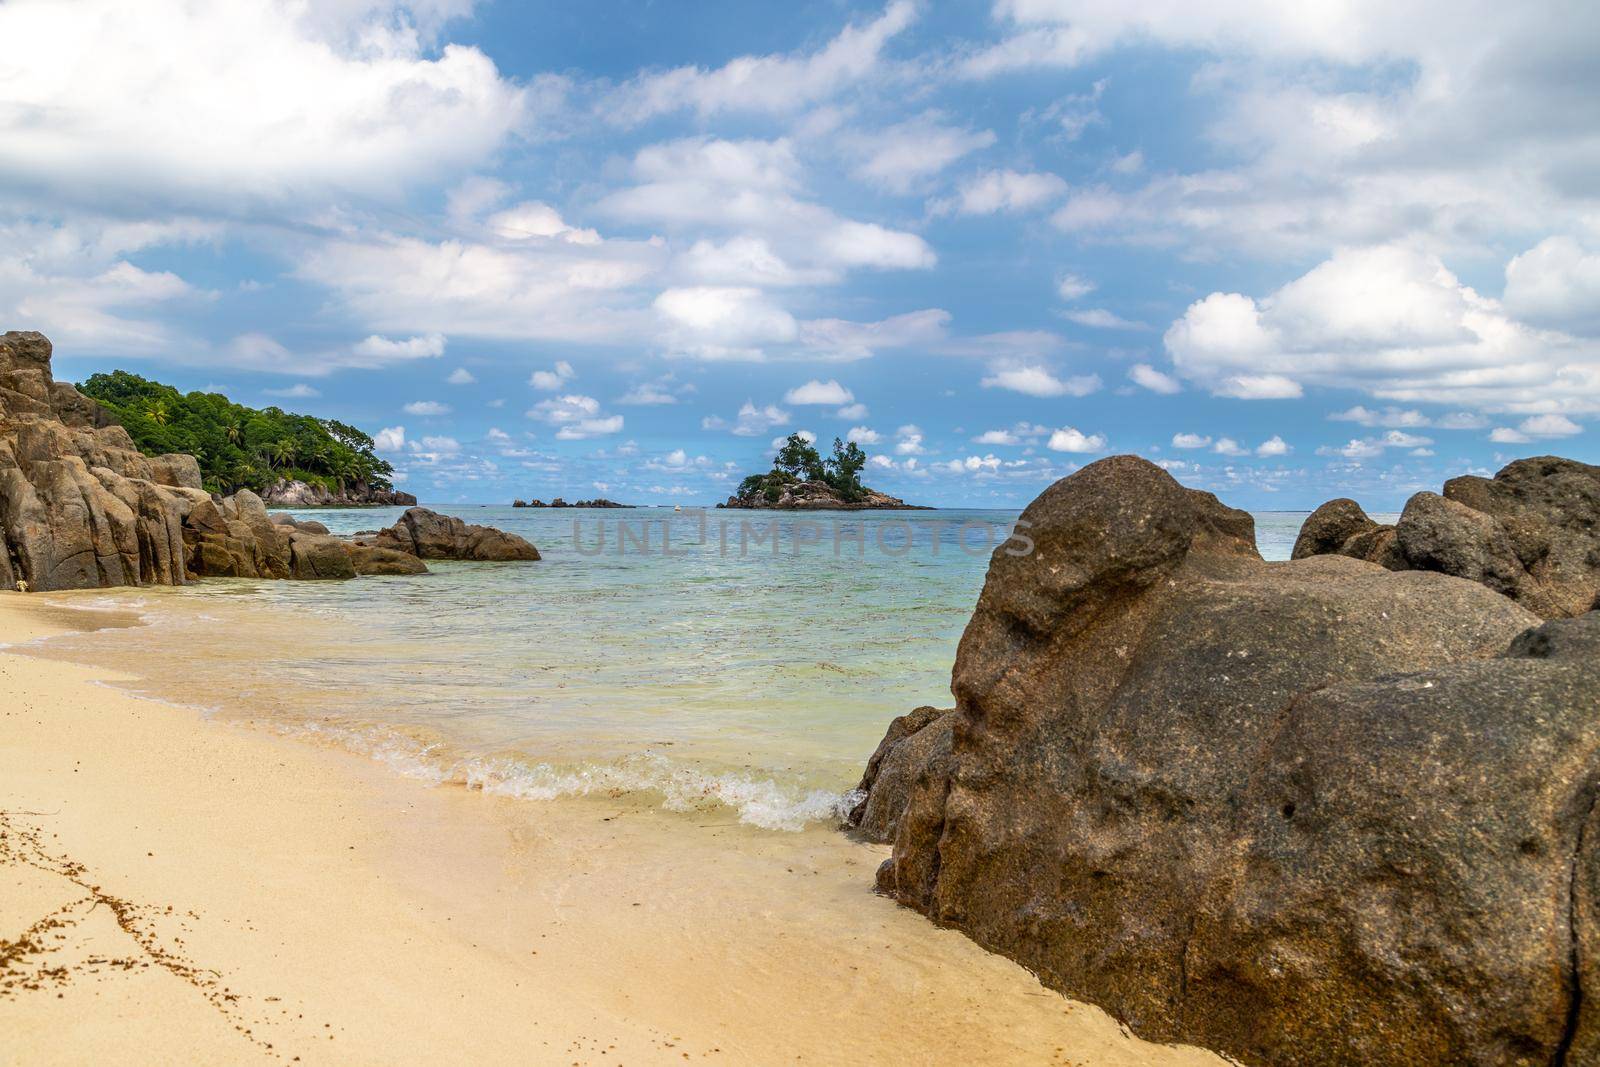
[2,0,1597,509]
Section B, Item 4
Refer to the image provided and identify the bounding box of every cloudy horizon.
[3,0,1596,508]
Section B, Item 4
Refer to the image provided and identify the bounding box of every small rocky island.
[719,433,926,510]
[0,330,536,590]
[512,497,632,508]
[849,453,1600,1067]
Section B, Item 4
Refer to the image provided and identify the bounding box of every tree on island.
[740,433,869,503]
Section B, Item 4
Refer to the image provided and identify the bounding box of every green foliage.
[772,433,825,481]
[78,370,394,496]
[736,434,872,502]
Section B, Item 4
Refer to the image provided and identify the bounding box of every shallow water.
[32,507,1374,829]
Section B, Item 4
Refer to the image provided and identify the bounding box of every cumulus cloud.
[1057,274,1096,300]
[403,400,451,416]
[703,401,791,437]
[1492,413,1584,441]
[980,364,1101,398]
[847,426,883,445]
[798,309,950,361]
[1212,437,1248,457]
[617,383,678,405]
[654,285,797,361]
[0,0,525,211]
[1504,237,1600,334]
[784,379,854,405]
[373,426,406,452]
[1164,244,1600,412]
[894,425,926,455]
[1047,427,1107,453]
[446,368,476,385]
[1256,435,1292,457]
[1129,363,1182,394]
[1172,433,1211,449]
[530,361,575,390]
[263,383,320,399]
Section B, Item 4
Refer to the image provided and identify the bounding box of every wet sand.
[0,593,1225,1066]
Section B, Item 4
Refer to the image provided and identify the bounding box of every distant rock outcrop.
[364,507,540,562]
[261,478,416,508]
[512,497,632,508]
[851,455,1600,1066]
[0,331,533,590]
[1293,456,1600,617]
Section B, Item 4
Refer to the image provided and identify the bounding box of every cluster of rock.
[718,480,926,510]
[1293,455,1600,618]
[260,478,416,508]
[512,497,631,508]
[849,454,1600,1066]
[0,331,537,591]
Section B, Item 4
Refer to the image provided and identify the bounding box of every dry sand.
[0,593,1225,1066]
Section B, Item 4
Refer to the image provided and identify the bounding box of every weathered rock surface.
[0,330,532,589]
[345,544,429,576]
[1294,456,1600,618]
[368,507,540,562]
[260,478,416,508]
[852,455,1598,1066]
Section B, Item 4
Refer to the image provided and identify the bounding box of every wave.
[282,718,862,832]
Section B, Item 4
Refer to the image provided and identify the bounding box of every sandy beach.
[0,593,1224,1066]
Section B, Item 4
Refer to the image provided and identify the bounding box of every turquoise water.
[44,507,1346,829]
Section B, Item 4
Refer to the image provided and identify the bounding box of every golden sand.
[0,593,1224,1066]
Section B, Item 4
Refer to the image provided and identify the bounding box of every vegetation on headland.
[738,433,870,503]
[78,370,394,497]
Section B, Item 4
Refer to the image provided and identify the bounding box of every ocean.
[33,507,1372,831]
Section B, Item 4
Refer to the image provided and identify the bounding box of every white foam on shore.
[282,718,857,832]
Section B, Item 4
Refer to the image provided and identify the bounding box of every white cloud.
[353,332,448,361]
[1129,363,1182,394]
[847,426,882,445]
[264,383,320,399]
[1062,308,1144,330]
[373,426,406,452]
[1165,244,1600,412]
[937,169,1067,215]
[0,0,525,210]
[1057,274,1096,300]
[486,428,511,443]
[446,368,476,385]
[975,429,1021,446]
[1256,435,1292,457]
[1172,433,1212,449]
[1047,427,1107,453]
[1317,429,1435,458]
[555,416,623,440]
[784,379,854,405]
[487,202,601,246]
[1518,413,1583,437]
[848,112,996,194]
[703,401,791,437]
[772,429,817,450]
[1505,237,1600,334]
[606,2,915,122]
[403,400,451,416]
[836,402,870,420]
[1213,437,1248,457]
[980,364,1101,398]
[617,383,677,405]
[530,361,575,390]
[601,137,935,280]
[1488,427,1531,444]
[941,454,1003,474]
[799,309,950,361]
[894,425,926,455]
[654,285,797,361]
[528,394,600,423]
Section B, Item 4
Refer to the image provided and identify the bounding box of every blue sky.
[2,0,1597,508]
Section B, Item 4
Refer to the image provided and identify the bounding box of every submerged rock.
[853,455,1598,1066]
[371,507,540,562]
[1294,455,1600,618]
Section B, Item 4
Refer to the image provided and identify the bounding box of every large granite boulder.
[147,452,203,490]
[346,544,428,576]
[371,507,540,561]
[1294,456,1600,618]
[851,455,1598,1066]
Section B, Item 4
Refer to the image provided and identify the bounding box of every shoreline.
[0,592,1223,1066]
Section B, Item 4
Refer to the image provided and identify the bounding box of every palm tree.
[268,439,295,471]
[145,400,170,425]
